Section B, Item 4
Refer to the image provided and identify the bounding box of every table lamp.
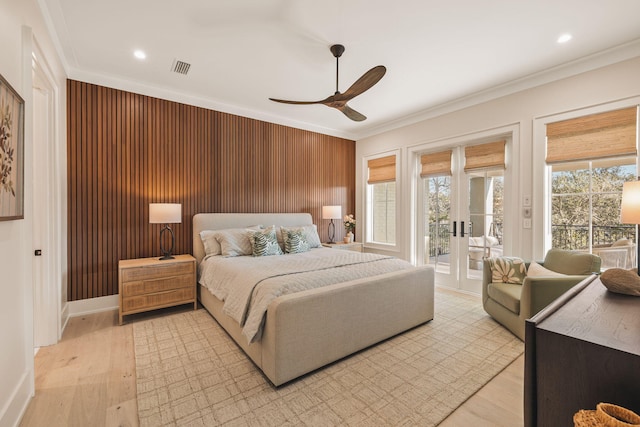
[322,205,342,244]
[149,203,182,260]
[620,181,640,275]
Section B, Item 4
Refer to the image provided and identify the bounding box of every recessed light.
[134,50,146,60]
[557,33,572,44]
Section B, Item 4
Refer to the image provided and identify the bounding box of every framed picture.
[0,73,24,221]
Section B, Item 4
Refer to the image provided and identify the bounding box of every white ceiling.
[40,0,640,140]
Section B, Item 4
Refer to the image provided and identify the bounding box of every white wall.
[0,0,66,425]
[356,56,640,263]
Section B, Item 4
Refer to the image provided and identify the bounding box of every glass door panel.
[419,145,507,294]
[463,170,504,293]
[423,175,456,286]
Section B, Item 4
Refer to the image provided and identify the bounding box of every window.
[551,158,637,250]
[546,106,638,269]
[551,158,637,267]
[371,181,396,243]
[366,154,396,245]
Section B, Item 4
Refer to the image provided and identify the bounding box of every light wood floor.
[20,306,524,427]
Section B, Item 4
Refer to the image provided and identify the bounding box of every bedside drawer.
[118,255,197,325]
[122,274,194,297]
[122,287,195,312]
[121,262,193,282]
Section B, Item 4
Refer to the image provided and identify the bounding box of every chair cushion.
[543,249,601,275]
[487,282,522,314]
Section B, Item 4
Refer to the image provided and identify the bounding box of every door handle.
[461,221,465,237]
[451,221,457,237]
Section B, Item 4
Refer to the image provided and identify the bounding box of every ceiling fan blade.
[339,65,386,101]
[269,45,384,122]
[269,97,326,105]
[337,104,367,122]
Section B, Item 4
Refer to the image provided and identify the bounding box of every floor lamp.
[621,181,640,274]
[150,203,182,260]
[322,205,342,244]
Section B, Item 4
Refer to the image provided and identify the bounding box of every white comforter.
[199,248,413,343]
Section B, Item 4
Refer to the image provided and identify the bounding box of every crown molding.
[355,38,640,140]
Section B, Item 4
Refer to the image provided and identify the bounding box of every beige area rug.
[134,289,523,426]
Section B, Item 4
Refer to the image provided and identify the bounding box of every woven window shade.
[546,107,638,164]
[368,155,396,184]
[464,140,506,171]
[420,150,452,177]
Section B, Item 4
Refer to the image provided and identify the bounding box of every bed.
[193,213,435,386]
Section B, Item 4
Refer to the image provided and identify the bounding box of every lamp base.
[327,219,336,244]
[159,225,176,261]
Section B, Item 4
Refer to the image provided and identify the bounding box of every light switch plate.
[523,195,532,207]
[524,218,532,229]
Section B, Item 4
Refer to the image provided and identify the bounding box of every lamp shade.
[149,203,182,224]
[621,181,640,224]
[322,205,342,220]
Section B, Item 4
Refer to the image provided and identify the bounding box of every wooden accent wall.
[67,80,355,301]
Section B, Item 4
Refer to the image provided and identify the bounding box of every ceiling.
[40,0,640,140]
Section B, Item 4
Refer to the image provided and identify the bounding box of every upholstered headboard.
[192,213,314,265]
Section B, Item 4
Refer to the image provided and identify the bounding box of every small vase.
[347,231,354,243]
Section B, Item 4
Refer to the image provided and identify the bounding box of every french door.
[419,146,505,294]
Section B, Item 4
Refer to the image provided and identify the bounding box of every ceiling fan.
[269,44,386,122]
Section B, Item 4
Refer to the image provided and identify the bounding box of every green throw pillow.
[285,229,310,254]
[249,226,283,257]
[489,257,527,284]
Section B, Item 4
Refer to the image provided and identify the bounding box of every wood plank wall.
[67,80,355,301]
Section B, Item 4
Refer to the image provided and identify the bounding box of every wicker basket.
[574,403,640,427]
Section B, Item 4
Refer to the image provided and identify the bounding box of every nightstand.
[321,242,364,252]
[118,254,196,325]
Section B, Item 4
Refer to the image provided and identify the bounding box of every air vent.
[171,59,191,75]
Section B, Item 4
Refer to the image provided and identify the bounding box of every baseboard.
[68,294,119,317]
[0,369,33,427]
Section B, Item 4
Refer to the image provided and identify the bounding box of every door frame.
[408,124,519,293]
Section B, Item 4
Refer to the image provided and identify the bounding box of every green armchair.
[482,249,601,340]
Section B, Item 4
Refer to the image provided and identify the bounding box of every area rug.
[133,289,523,426]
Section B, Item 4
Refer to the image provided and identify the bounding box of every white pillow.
[526,261,567,278]
[200,230,221,256]
[213,226,262,257]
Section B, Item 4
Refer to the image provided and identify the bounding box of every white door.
[32,45,63,347]
[420,147,505,294]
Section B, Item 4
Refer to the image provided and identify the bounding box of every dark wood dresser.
[524,275,640,427]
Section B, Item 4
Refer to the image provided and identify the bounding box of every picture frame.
[0,72,25,221]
